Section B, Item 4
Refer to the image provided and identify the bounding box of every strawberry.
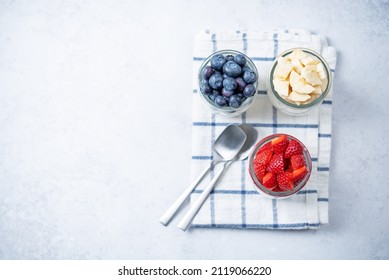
[253,149,272,167]
[257,141,273,153]
[291,166,308,182]
[266,153,284,174]
[290,154,306,170]
[262,172,277,190]
[286,163,294,173]
[254,163,266,183]
[284,139,303,158]
[277,172,294,191]
[271,135,288,154]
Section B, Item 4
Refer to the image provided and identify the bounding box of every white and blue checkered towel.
[190,29,337,230]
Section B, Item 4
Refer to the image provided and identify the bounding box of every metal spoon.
[235,124,259,161]
[177,124,257,231]
[159,124,247,226]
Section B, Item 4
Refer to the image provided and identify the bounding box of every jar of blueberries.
[198,50,258,117]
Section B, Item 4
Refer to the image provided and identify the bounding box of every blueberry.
[243,84,256,97]
[208,91,220,102]
[222,87,234,97]
[226,55,234,61]
[223,61,242,78]
[242,65,251,72]
[243,69,257,84]
[201,66,215,79]
[235,77,247,92]
[200,79,209,86]
[211,54,227,71]
[229,95,242,108]
[234,54,247,66]
[208,73,224,89]
[200,83,212,94]
[215,95,228,106]
[222,77,237,91]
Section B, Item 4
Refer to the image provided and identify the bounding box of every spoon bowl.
[236,124,259,161]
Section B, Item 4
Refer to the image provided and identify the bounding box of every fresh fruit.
[234,54,247,66]
[215,95,228,106]
[257,141,273,153]
[229,95,242,108]
[222,88,234,97]
[223,61,242,78]
[222,77,237,91]
[200,52,258,109]
[272,49,328,106]
[289,70,315,94]
[290,154,306,170]
[201,66,215,79]
[225,55,234,61]
[291,166,308,182]
[288,91,311,102]
[243,84,256,97]
[200,83,212,94]
[243,69,257,84]
[277,172,294,191]
[254,149,273,167]
[284,139,303,158]
[235,77,246,91]
[211,54,227,70]
[254,164,266,183]
[271,135,288,154]
[266,153,284,174]
[273,79,289,97]
[208,73,224,90]
[274,57,293,79]
[262,172,277,190]
[208,91,219,102]
[251,134,310,193]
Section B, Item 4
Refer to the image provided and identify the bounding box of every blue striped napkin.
[190,29,336,230]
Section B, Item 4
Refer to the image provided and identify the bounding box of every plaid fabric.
[190,30,337,230]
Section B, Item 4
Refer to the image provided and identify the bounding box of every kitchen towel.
[190,29,336,229]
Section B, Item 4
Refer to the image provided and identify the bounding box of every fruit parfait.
[198,50,259,117]
[248,134,312,199]
[267,48,332,116]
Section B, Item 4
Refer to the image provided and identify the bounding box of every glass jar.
[198,50,259,117]
[248,134,312,199]
[267,48,332,116]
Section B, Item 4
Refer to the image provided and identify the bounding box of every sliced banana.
[272,49,328,106]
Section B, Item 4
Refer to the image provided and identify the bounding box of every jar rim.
[248,133,313,198]
[197,49,259,114]
[269,48,333,109]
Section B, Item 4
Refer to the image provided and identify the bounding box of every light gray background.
[0,0,388,259]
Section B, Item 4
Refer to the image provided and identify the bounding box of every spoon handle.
[177,161,229,231]
[159,161,216,226]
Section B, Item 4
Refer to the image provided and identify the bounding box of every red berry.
[291,166,308,182]
[266,153,284,174]
[254,163,266,183]
[262,172,277,190]
[284,139,303,158]
[290,154,306,170]
[257,141,273,153]
[271,135,288,155]
[253,149,272,167]
[277,172,294,191]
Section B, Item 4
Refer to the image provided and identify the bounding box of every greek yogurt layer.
[272,49,328,105]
